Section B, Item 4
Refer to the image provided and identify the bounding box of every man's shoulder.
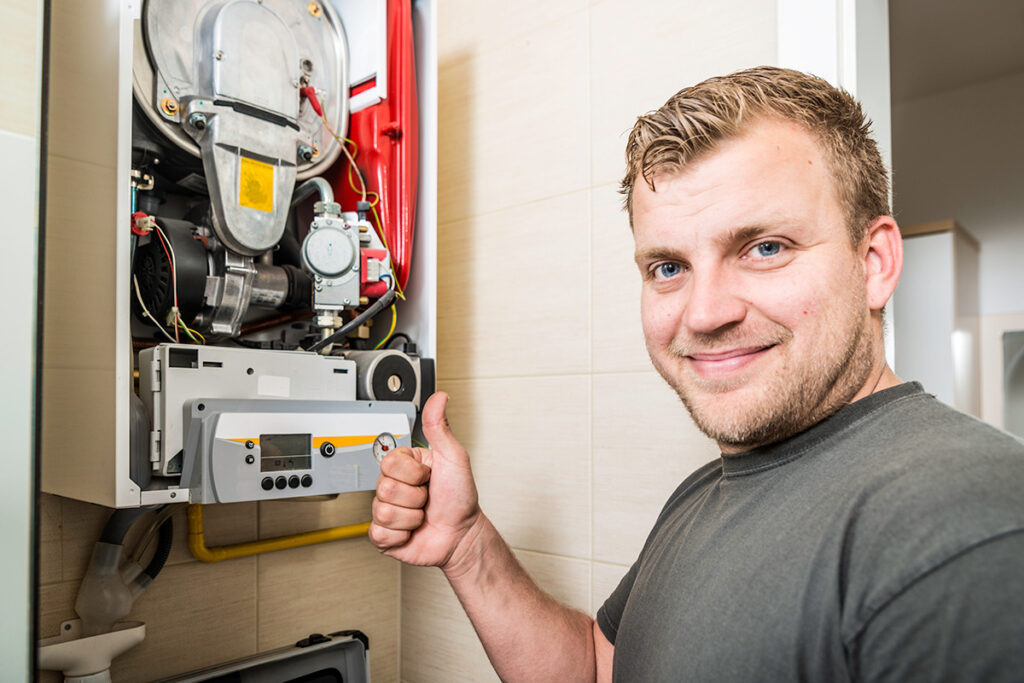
[838,391,1024,635]
[846,387,1024,477]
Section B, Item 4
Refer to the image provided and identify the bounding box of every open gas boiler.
[40,0,437,508]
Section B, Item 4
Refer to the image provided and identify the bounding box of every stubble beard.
[651,292,877,452]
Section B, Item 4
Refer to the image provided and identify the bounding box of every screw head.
[215,50,224,60]
[160,98,179,116]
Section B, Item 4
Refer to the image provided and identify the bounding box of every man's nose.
[680,265,747,335]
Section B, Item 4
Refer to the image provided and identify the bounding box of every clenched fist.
[369,392,482,569]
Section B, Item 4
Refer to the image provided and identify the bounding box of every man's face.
[633,117,878,452]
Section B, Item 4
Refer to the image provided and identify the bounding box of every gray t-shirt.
[597,383,1024,681]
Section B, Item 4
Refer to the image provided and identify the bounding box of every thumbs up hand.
[369,392,484,570]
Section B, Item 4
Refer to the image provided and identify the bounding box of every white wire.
[153,223,181,342]
[133,274,177,343]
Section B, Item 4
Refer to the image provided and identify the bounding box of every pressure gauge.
[373,432,398,463]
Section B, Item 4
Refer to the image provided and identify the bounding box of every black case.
[158,630,370,682]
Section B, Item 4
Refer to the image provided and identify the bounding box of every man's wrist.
[441,511,494,581]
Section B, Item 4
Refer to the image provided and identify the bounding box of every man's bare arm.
[369,393,614,681]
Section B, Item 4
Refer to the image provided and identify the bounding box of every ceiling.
[889,0,1024,103]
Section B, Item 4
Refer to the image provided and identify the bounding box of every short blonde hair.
[621,66,889,243]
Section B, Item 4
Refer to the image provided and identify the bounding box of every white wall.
[892,70,1024,317]
[0,0,43,679]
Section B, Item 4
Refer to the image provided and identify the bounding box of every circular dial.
[372,432,398,463]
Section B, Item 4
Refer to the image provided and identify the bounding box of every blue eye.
[754,241,781,257]
[655,262,682,279]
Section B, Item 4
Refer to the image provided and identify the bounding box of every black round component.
[275,476,287,490]
[320,441,335,457]
[245,454,255,465]
[288,475,300,489]
[131,217,208,328]
[371,354,418,402]
[281,264,312,310]
[301,474,313,488]
[245,440,255,449]
[261,477,274,491]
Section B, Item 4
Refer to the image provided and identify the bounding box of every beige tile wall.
[37,495,398,682]
[403,0,777,680]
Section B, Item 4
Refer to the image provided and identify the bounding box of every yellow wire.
[319,114,406,301]
[373,305,398,350]
[177,319,206,345]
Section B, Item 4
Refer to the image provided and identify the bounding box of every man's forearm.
[442,513,597,682]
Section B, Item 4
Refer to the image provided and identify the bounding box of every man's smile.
[684,345,777,380]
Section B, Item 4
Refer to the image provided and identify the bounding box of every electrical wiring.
[386,332,412,349]
[373,305,398,350]
[152,223,180,343]
[306,281,396,354]
[177,318,205,345]
[305,86,406,301]
[369,201,405,301]
[133,275,177,343]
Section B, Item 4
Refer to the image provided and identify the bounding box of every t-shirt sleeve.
[849,530,1024,682]
[595,561,640,646]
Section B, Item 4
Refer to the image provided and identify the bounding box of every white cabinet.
[893,219,980,415]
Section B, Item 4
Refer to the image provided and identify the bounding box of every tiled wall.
[36,1,777,681]
[402,1,777,681]
[38,494,401,681]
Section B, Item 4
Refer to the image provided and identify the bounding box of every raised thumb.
[421,392,462,455]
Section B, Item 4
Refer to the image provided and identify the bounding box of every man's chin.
[674,381,779,447]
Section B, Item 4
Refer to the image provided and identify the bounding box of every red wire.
[153,227,180,342]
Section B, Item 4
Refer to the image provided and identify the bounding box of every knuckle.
[376,476,399,500]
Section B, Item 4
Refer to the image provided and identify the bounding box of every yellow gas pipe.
[187,504,371,562]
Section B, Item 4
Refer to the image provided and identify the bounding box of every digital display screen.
[260,433,312,472]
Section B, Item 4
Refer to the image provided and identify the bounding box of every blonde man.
[370,67,1024,682]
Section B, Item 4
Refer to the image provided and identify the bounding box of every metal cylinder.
[250,263,311,310]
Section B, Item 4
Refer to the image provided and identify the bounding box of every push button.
[301,474,313,488]
[261,477,274,491]
[288,475,300,489]
[275,476,287,490]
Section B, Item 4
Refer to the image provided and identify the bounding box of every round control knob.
[320,441,335,457]
[288,475,300,489]
[275,476,287,490]
[261,477,274,491]
[302,226,355,278]
[301,474,313,488]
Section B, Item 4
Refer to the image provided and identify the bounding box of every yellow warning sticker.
[238,156,274,213]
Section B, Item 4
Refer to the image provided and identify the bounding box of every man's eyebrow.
[718,225,769,247]
[634,246,685,265]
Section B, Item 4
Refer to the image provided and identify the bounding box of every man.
[369,67,1024,681]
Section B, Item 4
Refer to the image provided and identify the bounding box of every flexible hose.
[306,283,396,353]
[98,509,148,545]
[142,517,173,581]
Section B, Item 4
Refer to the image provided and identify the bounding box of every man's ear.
[861,216,903,312]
